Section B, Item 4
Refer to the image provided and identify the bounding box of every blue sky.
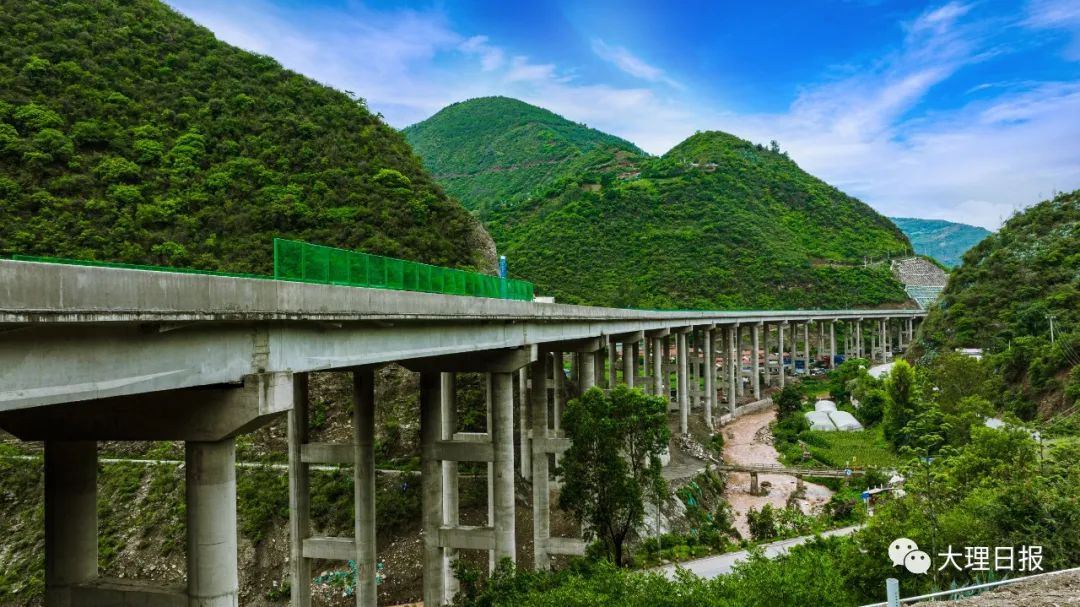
[167,0,1080,229]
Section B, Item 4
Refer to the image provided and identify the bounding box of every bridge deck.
[0,259,924,411]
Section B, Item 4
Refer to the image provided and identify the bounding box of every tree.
[883,359,919,447]
[772,385,803,419]
[558,385,670,566]
[746,504,778,540]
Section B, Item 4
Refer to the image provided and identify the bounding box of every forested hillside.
[890,217,991,268]
[486,131,913,308]
[918,189,1080,416]
[0,0,492,273]
[403,96,644,215]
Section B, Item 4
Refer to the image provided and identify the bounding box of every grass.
[801,426,899,469]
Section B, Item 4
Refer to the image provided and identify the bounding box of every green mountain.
[485,130,913,309]
[403,96,644,215]
[918,190,1080,415]
[890,217,992,268]
[0,0,491,274]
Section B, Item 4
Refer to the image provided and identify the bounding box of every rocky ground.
[919,569,1080,606]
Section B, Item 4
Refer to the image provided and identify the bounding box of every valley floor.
[720,406,833,537]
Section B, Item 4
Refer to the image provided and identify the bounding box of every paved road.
[657,524,863,579]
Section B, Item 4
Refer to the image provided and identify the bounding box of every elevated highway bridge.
[0,258,923,607]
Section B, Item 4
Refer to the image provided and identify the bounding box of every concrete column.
[829,321,836,369]
[186,438,239,607]
[736,326,745,397]
[518,367,530,480]
[856,321,863,359]
[490,372,517,564]
[652,337,663,397]
[580,350,596,390]
[778,323,786,388]
[727,326,737,414]
[552,352,563,476]
[530,357,550,570]
[288,374,311,607]
[788,323,797,377]
[623,342,634,388]
[677,330,689,434]
[703,327,714,429]
[608,337,617,388]
[44,440,97,607]
[803,322,810,374]
[485,377,495,573]
[632,341,641,388]
[689,331,699,407]
[752,323,761,400]
[643,339,652,394]
[438,372,458,605]
[356,369,378,607]
[420,371,445,606]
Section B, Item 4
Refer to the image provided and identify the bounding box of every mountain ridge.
[889,217,992,268]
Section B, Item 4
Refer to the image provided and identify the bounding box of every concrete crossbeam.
[302,537,357,561]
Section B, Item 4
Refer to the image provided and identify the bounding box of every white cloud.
[505,56,560,83]
[591,39,682,89]
[460,35,505,71]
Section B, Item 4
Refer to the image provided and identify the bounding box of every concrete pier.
[677,329,689,434]
[518,367,531,480]
[438,372,458,605]
[727,326,737,414]
[803,323,810,373]
[530,357,551,570]
[703,326,714,429]
[752,323,761,400]
[778,323,786,388]
[288,374,312,607]
[186,439,239,607]
[44,441,98,607]
[490,372,516,564]
[829,321,836,368]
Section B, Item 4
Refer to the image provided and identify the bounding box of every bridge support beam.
[778,323,786,388]
[803,323,811,374]
[677,328,690,434]
[703,326,714,430]
[186,438,239,607]
[727,326,737,414]
[44,441,98,607]
[829,320,836,369]
[752,323,761,400]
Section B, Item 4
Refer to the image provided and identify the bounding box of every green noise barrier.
[272,238,534,301]
[10,239,535,302]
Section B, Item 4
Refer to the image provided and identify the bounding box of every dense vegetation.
[403,96,643,215]
[0,0,489,273]
[918,190,1080,415]
[485,130,913,308]
[890,217,992,268]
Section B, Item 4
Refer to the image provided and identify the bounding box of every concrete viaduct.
[0,259,924,607]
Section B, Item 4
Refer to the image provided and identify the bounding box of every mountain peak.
[404,96,644,213]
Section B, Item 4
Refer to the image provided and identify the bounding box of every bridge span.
[0,259,923,607]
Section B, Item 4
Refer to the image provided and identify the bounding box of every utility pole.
[1048,314,1057,344]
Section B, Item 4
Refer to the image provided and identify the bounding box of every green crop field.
[803,426,899,469]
